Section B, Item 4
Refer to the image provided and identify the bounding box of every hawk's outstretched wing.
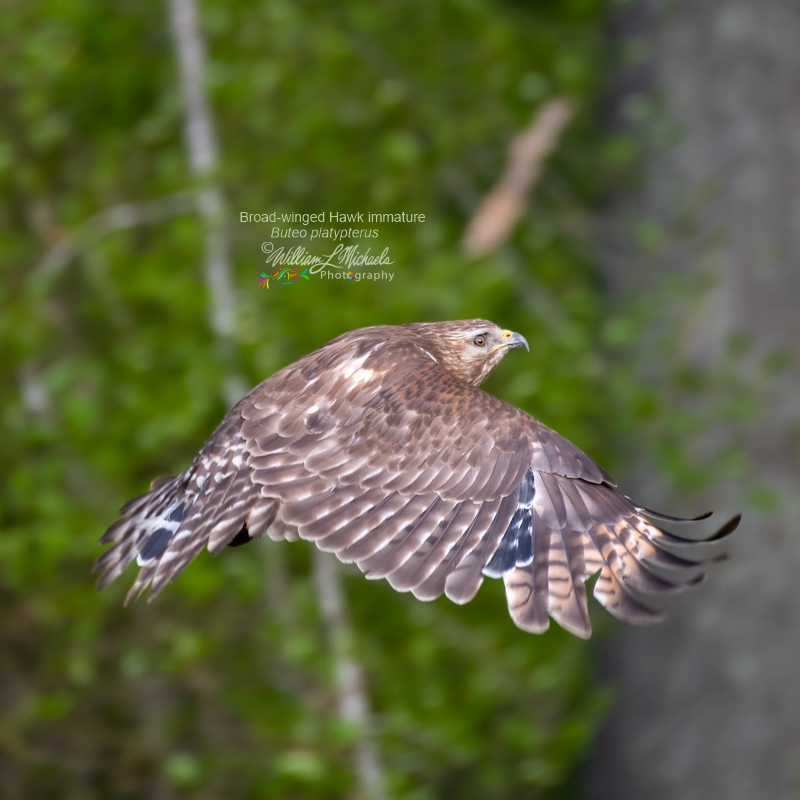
[95,323,739,638]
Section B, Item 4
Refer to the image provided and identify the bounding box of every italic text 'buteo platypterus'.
[96,320,739,638]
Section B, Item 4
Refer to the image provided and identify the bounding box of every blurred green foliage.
[0,0,660,797]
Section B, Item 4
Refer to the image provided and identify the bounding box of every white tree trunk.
[168,6,388,796]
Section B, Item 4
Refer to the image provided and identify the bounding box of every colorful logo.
[258,267,310,288]
[345,272,355,281]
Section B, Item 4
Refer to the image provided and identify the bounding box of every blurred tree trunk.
[589,2,800,799]
[168,4,389,797]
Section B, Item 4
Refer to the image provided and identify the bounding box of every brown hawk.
[95,320,739,638]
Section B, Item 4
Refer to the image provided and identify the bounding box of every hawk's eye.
[473,335,486,348]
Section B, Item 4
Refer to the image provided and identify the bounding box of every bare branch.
[34,193,196,277]
[462,98,573,258]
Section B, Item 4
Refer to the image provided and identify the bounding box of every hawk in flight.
[96,320,739,638]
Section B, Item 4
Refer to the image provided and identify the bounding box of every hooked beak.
[504,330,529,352]
[492,329,529,353]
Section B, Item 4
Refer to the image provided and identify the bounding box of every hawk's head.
[404,319,529,387]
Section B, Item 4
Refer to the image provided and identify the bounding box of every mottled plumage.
[95,320,740,638]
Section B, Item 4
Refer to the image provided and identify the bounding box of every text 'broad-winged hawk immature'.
[96,320,740,638]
